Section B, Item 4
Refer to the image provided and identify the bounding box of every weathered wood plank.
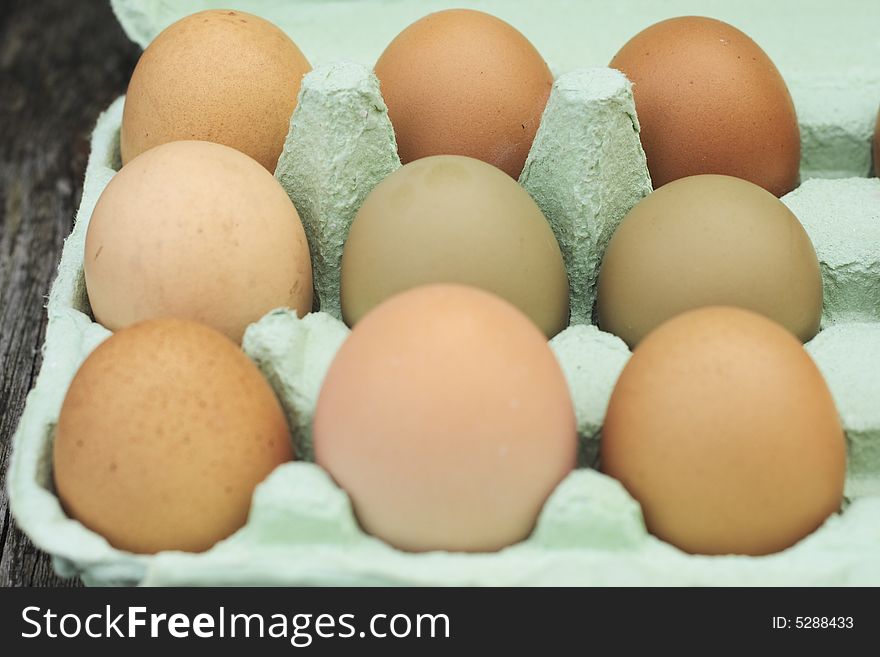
[0,0,139,587]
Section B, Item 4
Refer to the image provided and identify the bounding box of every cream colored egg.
[85,140,312,343]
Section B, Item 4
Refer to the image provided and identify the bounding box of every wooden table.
[0,0,139,586]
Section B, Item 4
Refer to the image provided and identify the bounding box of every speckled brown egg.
[121,9,311,171]
[610,16,800,196]
[375,9,553,179]
[601,306,845,556]
[85,140,312,343]
[314,284,577,553]
[53,318,293,554]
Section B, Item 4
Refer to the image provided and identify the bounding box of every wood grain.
[0,0,139,587]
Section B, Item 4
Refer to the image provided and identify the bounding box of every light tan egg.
[596,174,822,348]
[53,318,293,554]
[121,9,311,171]
[85,140,312,343]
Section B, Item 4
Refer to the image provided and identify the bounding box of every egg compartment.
[8,0,880,585]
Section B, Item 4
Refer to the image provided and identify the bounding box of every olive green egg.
[340,155,570,337]
[596,174,822,347]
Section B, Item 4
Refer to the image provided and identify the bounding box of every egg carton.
[8,0,880,585]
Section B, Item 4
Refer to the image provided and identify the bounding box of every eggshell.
[375,9,553,179]
[601,306,846,556]
[53,318,293,554]
[121,9,311,171]
[340,155,569,338]
[85,140,312,343]
[596,174,822,347]
[313,284,577,553]
[610,16,800,196]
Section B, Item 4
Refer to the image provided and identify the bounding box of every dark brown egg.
[610,16,800,196]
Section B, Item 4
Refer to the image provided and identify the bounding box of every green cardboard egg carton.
[8,0,880,586]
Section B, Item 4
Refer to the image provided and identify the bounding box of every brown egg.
[314,285,577,553]
[341,155,569,338]
[602,306,845,556]
[85,140,313,343]
[610,16,800,196]
[121,9,311,171]
[53,319,293,554]
[597,174,822,347]
[375,9,553,179]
